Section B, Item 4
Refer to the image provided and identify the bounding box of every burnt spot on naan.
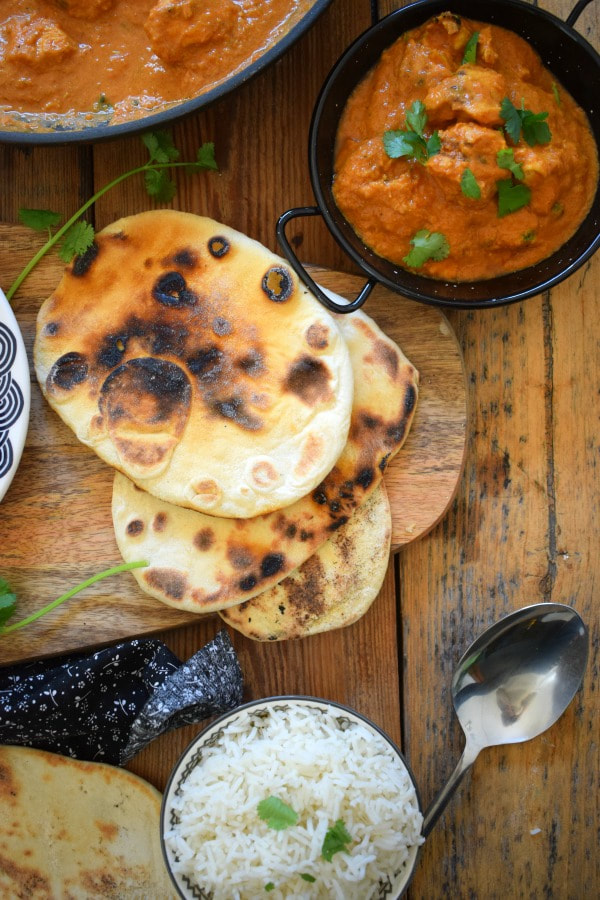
[46,352,88,394]
[262,266,293,302]
[370,338,400,380]
[261,553,285,578]
[71,242,99,277]
[43,321,59,336]
[284,355,333,405]
[144,568,188,601]
[213,395,262,431]
[152,271,198,308]
[151,321,190,356]
[286,556,327,620]
[194,527,214,550]
[152,512,167,532]
[404,382,417,416]
[0,854,51,896]
[99,358,191,473]
[170,248,199,268]
[208,236,230,258]
[187,346,224,382]
[97,332,128,369]
[192,479,221,507]
[213,316,233,336]
[305,322,331,350]
[237,349,264,377]
[126,518,144,536]
[228,546,254,569]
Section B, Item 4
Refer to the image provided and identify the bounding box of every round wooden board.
[0,228,466,664]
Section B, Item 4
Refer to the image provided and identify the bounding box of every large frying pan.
[277,0,600,312]
[0,0,332,146]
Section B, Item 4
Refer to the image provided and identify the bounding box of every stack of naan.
[34,211,418,640]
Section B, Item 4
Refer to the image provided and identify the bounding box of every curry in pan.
[0,0,313,130]
[333,12,599,282]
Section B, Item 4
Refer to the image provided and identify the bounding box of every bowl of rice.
[161,696,424,899]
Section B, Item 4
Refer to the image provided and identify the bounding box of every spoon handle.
[421,740,481,838]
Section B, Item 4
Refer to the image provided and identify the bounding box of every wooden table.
[1,1,598,897]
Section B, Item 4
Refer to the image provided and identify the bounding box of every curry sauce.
[0,0,311,130]
[333,12,599,282]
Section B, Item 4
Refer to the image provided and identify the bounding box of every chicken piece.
[145,0,239,65]
[58,0,115,19]
[427,122,507,202]
[425,64,507,127]
[1,15,75,67]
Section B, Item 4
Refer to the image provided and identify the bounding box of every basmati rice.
[163,701,424,899]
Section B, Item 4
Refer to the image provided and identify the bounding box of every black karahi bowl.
[277,0,600,313]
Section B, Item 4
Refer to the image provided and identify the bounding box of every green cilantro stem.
[0,560,147,636]
[7,158,213,302]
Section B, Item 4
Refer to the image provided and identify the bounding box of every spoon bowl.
[423,602,588,837]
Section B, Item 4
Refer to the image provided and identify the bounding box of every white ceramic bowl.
[161,696,423,899]
[0,288,30,502]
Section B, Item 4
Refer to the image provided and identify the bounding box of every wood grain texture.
[0,230,465,664]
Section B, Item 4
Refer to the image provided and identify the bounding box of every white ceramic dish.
[161,695,423,899]
[0,287,30,502]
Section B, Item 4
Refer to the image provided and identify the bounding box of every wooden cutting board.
[0,225,467,665]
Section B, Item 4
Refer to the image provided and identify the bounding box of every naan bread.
[0,744,176,899]
[112,306,418,613]
[34,210,353,518]
[219,482,391,640]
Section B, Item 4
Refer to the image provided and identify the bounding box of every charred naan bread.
[34,211,353,518]
[112,306,418,613]
[219,483,391,640]
[0,744,176,899]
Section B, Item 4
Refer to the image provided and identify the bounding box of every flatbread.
[0,744,176,899]
[34,210,353,518]
[219,482,391,640]
[112,306,418,613]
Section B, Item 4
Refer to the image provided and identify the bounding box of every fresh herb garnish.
[321,819,353,861]
[497,178,531,217]
[551,82,561,106]
[460,167,481,199]
[8,132,217,303]
[264,884,275,892]
[462,31,479,64]
[0,578,17,628]
[500,97,552,147]
[300,873,316,883]
[403,229,450,268]
[257,797,298,831]
[496,148,524,181]
[383,100,441,163]
[0,561,147,636]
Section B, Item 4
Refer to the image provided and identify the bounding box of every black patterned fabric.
[0,630,243,764]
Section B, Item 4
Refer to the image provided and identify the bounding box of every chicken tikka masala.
[0,0,312,130]
[333,12,599,282]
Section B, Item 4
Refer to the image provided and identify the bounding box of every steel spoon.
[422,602,589,837]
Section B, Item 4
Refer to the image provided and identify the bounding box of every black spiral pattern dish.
[0,321,25,480]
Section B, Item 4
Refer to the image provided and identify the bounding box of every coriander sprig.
[7,131,217,302]
[0,561,147,636]
[383,100,441,164]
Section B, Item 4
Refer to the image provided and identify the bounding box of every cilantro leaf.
[383,129,426,161]
[405,99,427,137]
[142,130,180,164]
[0,578,17,627]
[552,82,561,106]
[321,820,353,861]
[144,167,177,202]
[462,31,479,64]
[301,874,316,883]
[195,141,218,171]
[383,101,440,164]
[257,797,298,831]
[500,97,552,146]
[18,208,61,232]
[59,220,95,263]
[521,109,551,146]
[460,167,481,199]
[497,178,531,216]
[264,884,275,892]
[500,97,523,144]
[403,229,450,268]
[496,148,524,180]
